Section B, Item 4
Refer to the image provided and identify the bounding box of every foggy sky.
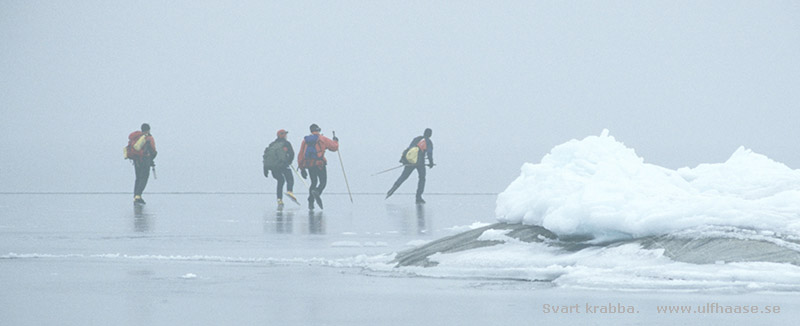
[1,1,799,194]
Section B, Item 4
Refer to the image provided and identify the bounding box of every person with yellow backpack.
[386,128,434,204]
[125,123,157,205]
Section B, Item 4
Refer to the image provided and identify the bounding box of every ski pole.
[371,163,436,176]
[290,163,309,188]
[332,131,353,203]
[151,165,157,180]
[371,164,405,176]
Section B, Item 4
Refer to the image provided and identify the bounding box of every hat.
[309,124,321,132]
[141,123,150,132]
[277,129,288,138]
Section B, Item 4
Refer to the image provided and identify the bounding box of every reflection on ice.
[308,210,325,235]
[263,207,326,235]
[385,203,430,235]
[416,204,427,235]
[274,208,294,234]
[133,205,151,233]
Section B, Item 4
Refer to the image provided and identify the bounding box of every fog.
[1,1,798,194]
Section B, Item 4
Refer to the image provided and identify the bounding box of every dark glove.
[428,162,434,168]
[264,169,269,178]
[333,136,339,142]
[301,169,308,179]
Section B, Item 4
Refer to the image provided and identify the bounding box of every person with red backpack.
[386,128,434,204]
[126,123,157,205]
[297,123,339,210]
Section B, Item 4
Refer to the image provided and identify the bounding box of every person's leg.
[272,169,285,200]
[316,166,328,195]
[282,168,298,203]
[133,161,143,197]
[308,167,320,207]
[415,164,426,202]
[308,166,326,209]
[134,160,150,198]
[283,168,294,192]
[387,166,415,198]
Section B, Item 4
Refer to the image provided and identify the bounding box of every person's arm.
[426,138,434,167]
[148,136,156,152]
[297,140,306,166]
[148,135,157,160]
[297,140,308,178]
[320,135,339,152]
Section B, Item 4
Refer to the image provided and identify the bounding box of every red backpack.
[124,131,147,159]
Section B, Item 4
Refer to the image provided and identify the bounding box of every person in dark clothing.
[264,129,297,206]
[297,123,339,210]
[386,128,434,204]
[127,123,157,205]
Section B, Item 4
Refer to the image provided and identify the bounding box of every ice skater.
[386,128,434,204]
[297,123,339,210]
[263,129,298,206]
[125,123,157,205]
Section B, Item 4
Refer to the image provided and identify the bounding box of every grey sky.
[1,1,798,194]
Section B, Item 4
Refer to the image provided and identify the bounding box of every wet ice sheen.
[2,192,800,324]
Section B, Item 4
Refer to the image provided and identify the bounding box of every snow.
[445,222,493,233]
[373,130,800,291]
[405,240,431,247]
[476,229,514,242]
[496,129,800,242]
[331,241,364,247]
[387,238,800,291]
[330,241,389,247]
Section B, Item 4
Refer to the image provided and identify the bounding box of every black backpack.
[263,141,290,170]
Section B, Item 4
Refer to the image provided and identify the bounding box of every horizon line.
[0,191,499,196]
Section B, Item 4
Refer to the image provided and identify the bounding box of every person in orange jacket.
[127,123,157,205]
[297,123,339,210]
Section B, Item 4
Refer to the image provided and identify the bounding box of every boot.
[311,190,323,209]
[285,191,300,205]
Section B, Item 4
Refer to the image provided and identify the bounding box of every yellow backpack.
[404,147,420,164]
[124,134,147,159]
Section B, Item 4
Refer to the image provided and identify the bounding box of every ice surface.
[3,194,800,325]
[0,194,500,325]
[5,190,800,324]
[496,130,800,241]
[390,223,800,292]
